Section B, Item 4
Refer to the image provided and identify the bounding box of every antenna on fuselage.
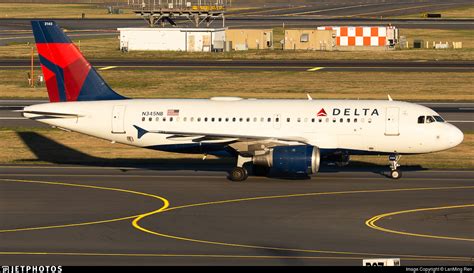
[387,94,393,101]
[307,93,313,100]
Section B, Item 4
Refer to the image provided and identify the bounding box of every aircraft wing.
[133,125,308,154]
[134,125,306,142]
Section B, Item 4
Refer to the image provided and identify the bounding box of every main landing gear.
[389,154,402,179]
[229,155,251,182]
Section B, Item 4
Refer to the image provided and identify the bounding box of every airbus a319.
[23,21,464,181]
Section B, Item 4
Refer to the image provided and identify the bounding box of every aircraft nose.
[448,125,464,147]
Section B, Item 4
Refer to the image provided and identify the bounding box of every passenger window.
[267,118,271,122]
[218,118,222,122]
[253,117,257,122]
[142,117,145,121]
[354,118,357,123]
[232,117,236,122]
[163,117,166,122]
[149,117,152,122]
[204,118,208,122]
[347,118,350,123]
[276,118,279,122]
[418,116,425,124]
[225,118,229,122]
[287,118,291,122]
[239,118,243,122]
[339,118,343,123]
[183,117,187,122]
[197,117,201,122]
[170,117,173,122]
[426,116,435,123]
[246,118,250,122]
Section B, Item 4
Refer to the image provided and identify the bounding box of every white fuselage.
[23,98,464,155]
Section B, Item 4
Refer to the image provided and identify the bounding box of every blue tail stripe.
[38,54,66,102]
[77,68,126,101]
[31,21,71,44]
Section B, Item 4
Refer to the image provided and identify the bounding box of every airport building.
[225,29,273,50]
[317,25,399,50]
[284,29,335,51]
[118,27,226,52]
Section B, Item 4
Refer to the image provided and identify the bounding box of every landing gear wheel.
[229,167,248,182]
[390,169,402,179]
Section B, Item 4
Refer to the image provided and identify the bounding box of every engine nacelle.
[253,145,320,175]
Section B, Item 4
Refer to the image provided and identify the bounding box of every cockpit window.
[418,115,445,124]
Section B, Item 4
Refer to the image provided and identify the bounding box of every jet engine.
[253,145,320,175]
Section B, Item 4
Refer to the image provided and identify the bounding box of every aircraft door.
[112,105,126,134]
[273,114,281,129]
[385,107,399,136]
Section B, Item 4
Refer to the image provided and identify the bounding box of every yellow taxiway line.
[0,178,169,233]
[366,204,474,242]
[132,185,474,261]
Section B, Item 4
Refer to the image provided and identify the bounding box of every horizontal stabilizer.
[22,110,83,119]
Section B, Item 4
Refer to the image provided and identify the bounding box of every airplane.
[22,20,464,181]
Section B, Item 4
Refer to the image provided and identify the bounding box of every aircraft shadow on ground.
[17,132,426,176]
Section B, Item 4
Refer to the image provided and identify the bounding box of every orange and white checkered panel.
[318,26,388,46]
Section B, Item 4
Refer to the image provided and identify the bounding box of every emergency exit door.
[112,105,126,134]
[385,107,399,136]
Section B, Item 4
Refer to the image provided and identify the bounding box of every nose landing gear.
[389,154,402,179]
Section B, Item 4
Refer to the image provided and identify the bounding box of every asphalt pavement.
[1,59,473,72]
[0,166,473,265]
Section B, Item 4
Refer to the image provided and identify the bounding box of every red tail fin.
[31,21,125,102]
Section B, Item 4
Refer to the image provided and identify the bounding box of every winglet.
[387,94,393,101]
[306,93,313,100]
[133,125,148,139]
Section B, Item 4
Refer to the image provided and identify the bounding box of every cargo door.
[385,107,399,136]
[112,105,126,134]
